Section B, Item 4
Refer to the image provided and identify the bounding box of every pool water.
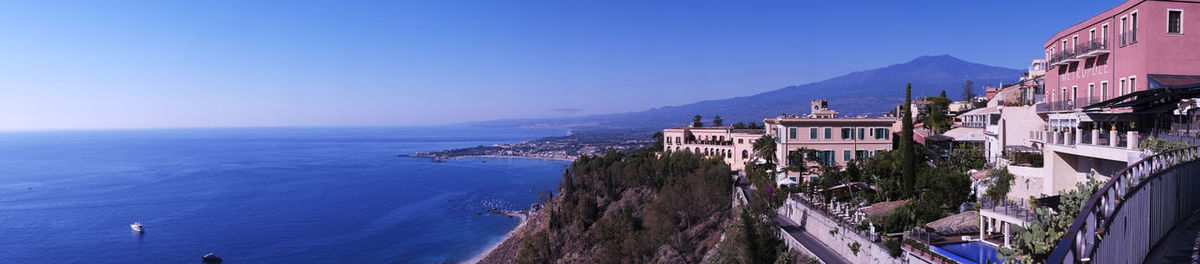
[931,241,1005,264]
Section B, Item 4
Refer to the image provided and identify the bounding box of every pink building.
[763,108,899,184]
[1044,0,1200,112]
[1033,0,1200,195]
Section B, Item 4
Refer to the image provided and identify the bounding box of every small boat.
[201,253,223,263]
[130,222,144,233]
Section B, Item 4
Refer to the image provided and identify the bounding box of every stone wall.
[779,198,910,264]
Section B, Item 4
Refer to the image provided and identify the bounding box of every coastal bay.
[0,127,567,263]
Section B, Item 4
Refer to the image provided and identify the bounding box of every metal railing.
[1076,40,1109,57]
[980,196,1037,223]
[1047,146,1200,264]
[1045,100,1076,112]
[684,140,734,146]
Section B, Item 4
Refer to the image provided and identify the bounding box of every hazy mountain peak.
[475,55,1022,130]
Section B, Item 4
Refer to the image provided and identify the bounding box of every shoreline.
[402,154,576,163]
[465,213,528,264]
[450,155,576,162]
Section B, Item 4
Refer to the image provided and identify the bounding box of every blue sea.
[0,126,569,263]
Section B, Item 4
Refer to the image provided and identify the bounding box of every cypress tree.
[901,83,916,197]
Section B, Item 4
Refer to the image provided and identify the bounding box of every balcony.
[684,140,734,146]
[1048,50,1078,67]
[1075,40,1109,58]
[1044,99,1075,112]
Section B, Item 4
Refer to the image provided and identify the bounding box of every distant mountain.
[474,55,1022,130]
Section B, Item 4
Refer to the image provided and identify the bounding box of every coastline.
[450,155,576,162]
[465,213,528,264]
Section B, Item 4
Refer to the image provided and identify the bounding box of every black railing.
[1076,40,1108,56]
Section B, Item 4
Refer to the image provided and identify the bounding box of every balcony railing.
[684,140,734,146]
[1075,40,1110,58]
[1049,50,1078,66]
[1044,100,1076,112]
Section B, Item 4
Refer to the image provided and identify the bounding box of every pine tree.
[713,115,724,126]
[901,83,916,197]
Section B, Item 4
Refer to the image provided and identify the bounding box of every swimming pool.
[930,241,1005,264]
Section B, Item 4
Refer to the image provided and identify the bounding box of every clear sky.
[0,0,1120,131]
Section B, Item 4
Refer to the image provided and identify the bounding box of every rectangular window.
[1088,83,1095,104]
[1119,78,1127,95]
[824,127,832,139]
[843,149,851,162]
[841,128,852,139]
[790,127,798,139]
[1072,35,1078,52]
[787,150,799,166]
[1132,11,1139,43]
[858,128,865,140]
[856,150,868,160]
[1101,81,1109,100]
[1102,24,1109,46]
[876,128,888,139]
[1130,76,1137,92]
[1121,16,1128,46]
[1169,10,1183,34]
[806,127,814,139]
[1089,29,1096,44]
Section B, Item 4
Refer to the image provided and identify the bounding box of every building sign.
[1060,64,1110,82]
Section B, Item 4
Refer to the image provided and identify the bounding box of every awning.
[1150,74,1200,89]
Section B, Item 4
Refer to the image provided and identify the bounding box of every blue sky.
[0,0,1119,130]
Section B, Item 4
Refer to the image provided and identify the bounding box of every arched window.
[742,150,749,159]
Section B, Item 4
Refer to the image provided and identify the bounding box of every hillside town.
[658,0,1200,263]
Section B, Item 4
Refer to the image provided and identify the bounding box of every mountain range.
[473,55,1023,130]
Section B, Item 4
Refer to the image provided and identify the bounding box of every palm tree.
[752,135,777,170]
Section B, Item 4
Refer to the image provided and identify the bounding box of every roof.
[1150,74,1200,88]
[860,200,909,217]
[925,211,979,232]
[969,170,988,180]
[1084,85,1200,112]
[943,127,987,142]
[764,117,899,124]
[961,106,998,116]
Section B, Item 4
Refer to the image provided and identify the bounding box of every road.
[776,214,852,264]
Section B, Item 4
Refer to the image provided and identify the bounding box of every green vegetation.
[753,135,778,170]
[732,122,765,129]
[848,242,861,256]
[693,114,704,127]
[922,95,952,134]
[948,144,985,172]
[514,150,733,263]
[998,179,1103,263]
[901,83,916,197]
[984,168,1014,202]
[713,115,724,126]
[651,131,664,152]
[1139,136,1192,153]
[962,80,976,102]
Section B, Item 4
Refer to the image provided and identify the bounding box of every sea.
[0,126,570,263]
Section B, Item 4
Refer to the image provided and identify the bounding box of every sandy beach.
[464,213,528,264]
